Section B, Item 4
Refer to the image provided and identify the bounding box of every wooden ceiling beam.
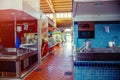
[40,2,47,4]
[40,5,49,7]
[41,6,50,9]
[55,7,72,10]
[53,1,72,3]
[56,10,71,11]
[45,0,57,27]
[45,0,55,13]
[40,0,47,3]
[52,0,72,3]
[44,11,53,13]
[54,6,72,8]
[55,10,72,12]
[55,9,72,11]
[53,2,72,5]
[56,10,72,11]
[53,3,72,6]
[40,8,51,10]
[42,10,52,12]
[54,5,72,7]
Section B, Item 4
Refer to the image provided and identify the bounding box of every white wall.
[0,0,22,10]
[73,14,120,21]
[22,0,41,19]
[0,0,41,19]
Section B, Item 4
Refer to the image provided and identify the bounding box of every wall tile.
[74,23,120,48]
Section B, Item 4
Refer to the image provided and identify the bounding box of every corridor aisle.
[25,42,73,80]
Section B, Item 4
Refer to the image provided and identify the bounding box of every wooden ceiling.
[40,0,72,13]
[56,18,73,30]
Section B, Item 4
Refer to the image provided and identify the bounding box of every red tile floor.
[25,42,74,80]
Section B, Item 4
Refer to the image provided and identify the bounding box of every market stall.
[0,0,41,78]
[48,18,57,54]
[40,14,49,59]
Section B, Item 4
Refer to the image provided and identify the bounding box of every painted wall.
[74,15,120,21]
[74,22,120,49]
[0,0,22,10]
[0,0,41,19]
[0,22,15,48]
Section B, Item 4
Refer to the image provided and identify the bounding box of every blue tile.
[74,23,120,48]
[74,65,120,80]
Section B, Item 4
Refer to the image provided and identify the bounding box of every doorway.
[64,28,72,43]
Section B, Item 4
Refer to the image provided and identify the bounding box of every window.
[46,12,72,19]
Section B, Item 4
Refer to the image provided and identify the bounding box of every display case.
[52,29,63,44]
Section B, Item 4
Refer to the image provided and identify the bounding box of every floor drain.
[64,71,72,76]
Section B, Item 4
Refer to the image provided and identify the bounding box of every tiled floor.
[74,65,120,80]
[25,42,73,80]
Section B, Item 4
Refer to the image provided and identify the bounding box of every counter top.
[0,50,37,61]
[74,53,120,61]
